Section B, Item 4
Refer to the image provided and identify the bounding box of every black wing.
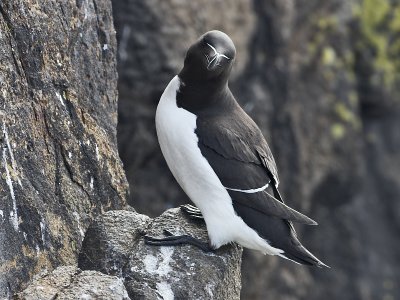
[196,107,317,225]
[197,109,280,185]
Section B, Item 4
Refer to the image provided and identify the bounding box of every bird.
[145,30,328,267]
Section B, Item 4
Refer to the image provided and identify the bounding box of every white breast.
[155,76,282,255]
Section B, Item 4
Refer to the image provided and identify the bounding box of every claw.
[163,229,174,236]
[180,204,204,221]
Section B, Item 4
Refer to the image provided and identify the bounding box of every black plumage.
[149,30,327,267]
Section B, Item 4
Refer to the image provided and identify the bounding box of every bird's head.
[179,30,236,85]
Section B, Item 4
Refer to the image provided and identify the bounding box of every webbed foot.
[144,229,212,252]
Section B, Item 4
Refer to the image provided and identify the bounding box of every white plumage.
[155,75,283,255]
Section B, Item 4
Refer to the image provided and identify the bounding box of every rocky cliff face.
[114,0,400,299]
[0,0,128,296]
[16,209,242,299]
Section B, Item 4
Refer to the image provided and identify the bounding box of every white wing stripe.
[225,182,269,194]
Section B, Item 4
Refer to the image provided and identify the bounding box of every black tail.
[232,185,329,268]
[270,185,329,267]
[279,240,330,268]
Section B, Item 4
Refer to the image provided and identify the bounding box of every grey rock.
[0,0,128,296]
[125,208,242,300]
[16,266,130,300]
[78,209,152,276]
[79,208,242,299]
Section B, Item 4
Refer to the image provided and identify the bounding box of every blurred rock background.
[113,0,400,299]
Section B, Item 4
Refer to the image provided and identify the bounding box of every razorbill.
[145,30,328,267]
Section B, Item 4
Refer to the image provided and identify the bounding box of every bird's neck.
[176,76,233,115]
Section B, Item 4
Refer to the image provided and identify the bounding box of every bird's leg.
[144,229,212,252]
[180,204,204,220]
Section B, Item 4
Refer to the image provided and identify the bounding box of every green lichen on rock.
[308,16,339,59]
[354,0,400,88]
[334,102,360,129]
[321,46,337,66]
[307,13,357,87]
[331,123,346,140]
[330,100,361,140]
